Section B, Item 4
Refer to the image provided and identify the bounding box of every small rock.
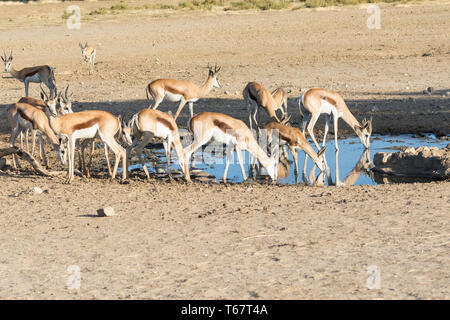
[97,206,115,217]
[191,169,213,177]
[426,87,434,94]
[32,187,43,195]
[156,168,165,174]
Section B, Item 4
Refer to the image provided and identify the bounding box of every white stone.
[97,206,115,217]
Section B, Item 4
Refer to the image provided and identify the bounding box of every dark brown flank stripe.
[73,118,99,131]
[321,96,337,107]
[17,107,33,123]
[165,85,185,97]
[24,69,41,78]
[213,120,233,134]
[157,117,175,131]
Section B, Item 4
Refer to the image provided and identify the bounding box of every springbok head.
[207,63,222,89]
[316,147,327,172]
[359,117,373,149]
[79,42,91,61]
[40,84,58,118]
[118,115,133,146]
[57,84,74,115]
[1,50,13,72]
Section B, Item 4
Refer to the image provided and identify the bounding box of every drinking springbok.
[243,82,290,141]
[184,112,277,183]
[298,88,372,179]
[264,120,326,184]
[124,108,188,181]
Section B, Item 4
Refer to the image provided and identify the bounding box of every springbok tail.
[49,67,56,84]
[298,93,304,117]
[129,113,140,133]
[145,85,152,102]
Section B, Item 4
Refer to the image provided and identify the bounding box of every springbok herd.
[2,46,373,184]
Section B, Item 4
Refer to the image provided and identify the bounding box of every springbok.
[243,82,289,135]
[264,120,326,184]
[1,50,56,97]
[124,108,188,181]
[298,88,372,180]
[298,88,372,151]
[7,92,65,169]
[20,85,73,154]
[79,42,96,74]
[79,114,131,179]
[41,90,126,184]
[146,64,222,120]
[184,112,277,183]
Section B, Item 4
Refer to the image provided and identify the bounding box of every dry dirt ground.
[0,1,449,299]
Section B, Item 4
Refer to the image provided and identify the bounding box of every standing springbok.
[264,120,326,184]
[17,85,73,157]
[79,42,96,74]
[184,112,277,183]
[41,91,126,184]
[7,92,65,169]
[146,64,222,120]
[124,108,188,181]
[1,50,56,97]
[243,82,289,136]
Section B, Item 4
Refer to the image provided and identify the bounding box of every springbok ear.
[318,147,326,157]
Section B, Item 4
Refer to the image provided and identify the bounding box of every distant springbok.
[1,50,56,97]
[79,42,96,74]
[146,64,222,120]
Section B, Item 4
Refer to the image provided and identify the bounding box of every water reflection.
[123,135,448,186]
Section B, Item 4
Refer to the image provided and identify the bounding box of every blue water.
[125,134,449,185]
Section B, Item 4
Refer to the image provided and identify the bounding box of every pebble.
[156,168,165,174]
[32,187,43,195]
[97,206,115,217]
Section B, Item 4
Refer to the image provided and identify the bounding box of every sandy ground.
[0,1,449,299]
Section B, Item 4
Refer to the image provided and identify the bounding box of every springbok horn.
[40,84,49,101]
[281,114,291,124]
[64,84,70,101]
